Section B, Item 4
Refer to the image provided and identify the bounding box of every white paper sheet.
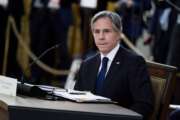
[0,75,17,96]
[54,89,112,103]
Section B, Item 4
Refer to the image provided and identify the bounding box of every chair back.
[0,100,9,120]
[146,61,177,120]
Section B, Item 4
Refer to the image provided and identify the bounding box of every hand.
[144,34,154,45]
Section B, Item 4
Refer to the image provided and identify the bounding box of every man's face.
[92,17,121,55]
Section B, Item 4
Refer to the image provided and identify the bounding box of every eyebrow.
[92,28,114,32]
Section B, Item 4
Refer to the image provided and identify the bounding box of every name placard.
[0,75,17,96]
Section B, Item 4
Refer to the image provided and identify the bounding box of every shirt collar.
[100,43,120,62]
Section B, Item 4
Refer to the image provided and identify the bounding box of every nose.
[99,31,105,40]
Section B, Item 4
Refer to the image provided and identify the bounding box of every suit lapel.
[102,47,124,91]
[88,54,101,93]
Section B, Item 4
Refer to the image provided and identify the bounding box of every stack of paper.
[21,84,112,103]
[53,89,112,103]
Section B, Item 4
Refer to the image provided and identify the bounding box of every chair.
[0,100,9,120]
[146,61,177,120]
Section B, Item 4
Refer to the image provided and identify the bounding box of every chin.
[99,50,109,55]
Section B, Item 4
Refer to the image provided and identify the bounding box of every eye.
[93,29,100,34]
[103,29,112,33]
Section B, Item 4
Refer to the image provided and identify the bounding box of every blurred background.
[0,0,180,103]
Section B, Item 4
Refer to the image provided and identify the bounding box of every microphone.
[28,43,61,69]
[17,43,62,97]
[22,43,61,84]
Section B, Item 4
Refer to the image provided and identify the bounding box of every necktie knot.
[102,57,109,68]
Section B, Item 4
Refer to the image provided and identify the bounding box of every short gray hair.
[91,11,122,32]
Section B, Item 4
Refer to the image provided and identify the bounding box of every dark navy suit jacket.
[75,46,154,118]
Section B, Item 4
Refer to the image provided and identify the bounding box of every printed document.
[53,89,112,103]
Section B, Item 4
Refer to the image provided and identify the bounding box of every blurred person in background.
[166,0,180,105]
[0,0,24,79]
[30,0,77,86]
[115,0,152,45]
[144,0,177,64]
[0,0,8,74]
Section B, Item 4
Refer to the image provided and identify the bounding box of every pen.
[69,92,86,95]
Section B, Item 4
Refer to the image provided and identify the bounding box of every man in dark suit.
[75,11,154,119]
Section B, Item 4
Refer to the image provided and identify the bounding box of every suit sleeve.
[128,56,154,118]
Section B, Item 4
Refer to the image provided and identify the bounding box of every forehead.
[92,17,113,29]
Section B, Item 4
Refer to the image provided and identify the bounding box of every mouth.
[97,44,108,49]
[97,43,107,46]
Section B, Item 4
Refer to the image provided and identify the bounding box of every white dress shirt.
[99,43,120,76]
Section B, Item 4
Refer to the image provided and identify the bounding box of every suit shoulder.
[120,47,146,63]
[83,52,99,63]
